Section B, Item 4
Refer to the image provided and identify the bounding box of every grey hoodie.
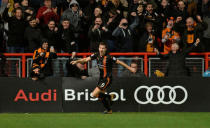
[69,0,79,8]
[61,0,82,32]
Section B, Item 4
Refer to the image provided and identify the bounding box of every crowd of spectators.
[0,0,209,54]
[0,0,209,78]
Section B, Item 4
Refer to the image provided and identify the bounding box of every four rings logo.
[134,86,188,105]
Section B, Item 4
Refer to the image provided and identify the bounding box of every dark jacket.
[3,8,27,47]
[158,44,197,77]
[42,26,59,49]
[112,16,139,52]
[88,25,108,52]
[58,26,77,53]
[24,26,42,52]
[157,4,174,21]
[104,14,122,40]
[174,8,188,21]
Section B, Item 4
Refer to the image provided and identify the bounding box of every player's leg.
[92,87,111,109]
[91,87,103,98]
[92,87,112,114]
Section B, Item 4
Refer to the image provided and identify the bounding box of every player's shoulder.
[106,54,117,61]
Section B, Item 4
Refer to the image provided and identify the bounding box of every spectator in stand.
[61,0,83,32]
[36,0,59,27]
[132,4,145,52]
[143,2,162,37]
[24,17,42,52]
[175,0,188,21]
[60,0,84,51]
[174,16,208,52]
[42,20,59,50]
[55,18,77,77]
[112,16,139,52]
[20,0,35,21]
[20,0,29,12]
[88,17,108,52]
[157,0,173,22]
[162,17,180,53]
[138,22,158,52]
[58,18,77,56]
[128,0,141,21]
[102,0,127,17]
[104,9,122,52]
[31,39,57,81]
[3,3,27,53]
[202,0,210,51]
[122,61,146,77]
[154,38,200,77]
[83,0,98,27]
[92,7,103,23]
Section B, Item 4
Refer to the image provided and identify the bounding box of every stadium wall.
[0,77,210,112]
[0,78,63,113]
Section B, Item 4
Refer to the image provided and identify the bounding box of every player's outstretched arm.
[71,57,91,65]
[116,60,136,73]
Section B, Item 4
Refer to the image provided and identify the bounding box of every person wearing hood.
[61,0,83,32]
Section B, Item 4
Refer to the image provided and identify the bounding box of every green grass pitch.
[0,112,210,128]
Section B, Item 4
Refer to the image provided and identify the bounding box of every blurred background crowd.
[0,0,209,54]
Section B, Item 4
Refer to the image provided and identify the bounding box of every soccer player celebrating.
[71,42,136,114]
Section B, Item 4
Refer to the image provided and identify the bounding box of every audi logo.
[134,86,188,105]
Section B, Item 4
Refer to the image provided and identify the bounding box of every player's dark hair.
[99,42,108,48]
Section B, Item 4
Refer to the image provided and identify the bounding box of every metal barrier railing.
[2,52,210,78]
[0,58,21,77]
[149,57,204,77]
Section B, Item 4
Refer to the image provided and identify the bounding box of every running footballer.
[71,42,136,114]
